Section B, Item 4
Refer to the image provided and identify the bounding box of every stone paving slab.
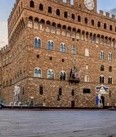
[0,110,116,137]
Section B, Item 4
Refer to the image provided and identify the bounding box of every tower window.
[39,4,43,10]
[85,18,88,24]
[110,25,112,31]
[64,11,68,18]
[72,14,75,20]
[98,21,101,27]
[104,23,107,29]
[30,0,34,8]
[91,20,94,26]
[48,6,52,13]
[78,16,81,22]
[56,9,60,16]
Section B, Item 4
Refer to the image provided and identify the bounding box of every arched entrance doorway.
[101,96,105,108]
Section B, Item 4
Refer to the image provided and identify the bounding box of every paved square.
[0,110,116,137]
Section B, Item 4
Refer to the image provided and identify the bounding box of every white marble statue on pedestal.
[98,93,103,107]
[13,85,20,103]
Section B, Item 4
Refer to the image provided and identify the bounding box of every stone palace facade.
[0,0,116,107]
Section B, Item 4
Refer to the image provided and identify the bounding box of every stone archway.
[101,96,105,108]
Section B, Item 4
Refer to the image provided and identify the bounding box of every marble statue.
[13,85,20,103]
[98,94,103,107]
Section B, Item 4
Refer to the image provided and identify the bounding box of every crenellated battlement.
[47,0,74,6]
[98,10,116,20]
[0,45,11,54]
[8,0,20,23]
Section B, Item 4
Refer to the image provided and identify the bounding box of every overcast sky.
[0,0,116,48]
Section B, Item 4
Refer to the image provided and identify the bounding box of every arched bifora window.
[34,68,42,77]
[108,77,112,84]
[34,37,41,48]
[100,75,104,84]
[60,43,66,52]
[47,40,54,50]
[108,52,112,61]
[47,69,54,79]
[30,0,34,8]
[60,71,66,80]
[100,51,104,60]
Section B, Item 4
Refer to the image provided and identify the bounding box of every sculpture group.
[9,85,21,106]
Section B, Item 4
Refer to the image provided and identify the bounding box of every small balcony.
[69,78,80,83]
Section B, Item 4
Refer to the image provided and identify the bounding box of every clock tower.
[75,0,97,13]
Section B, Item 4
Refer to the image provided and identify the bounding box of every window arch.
[110,25,112,31]
[104,23,107,29]
[108,52,112,61]
[30,0,34,8]
[48,6,52,13]
[60,71,66,80]
[100,51,104,60]
[60,43,66,52]
[100,65,104,71]
[72,46,76,54]
[72,14,75,20]
[108,76,112,84]
[39,4,43,10]
[64,11,68,18]
[56,9,60,16]
[28,16,33,27]
[85,48,89,56]
[47,40,54,50]
[100,75,104,84]
[98,21,101,27]
[78,15,81,22]
[91,20,94,26]
[47,69,54,79]
[85,18,88,24]
[84,75,89,82]
[34,37,41,48]
[34,68,42,77]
